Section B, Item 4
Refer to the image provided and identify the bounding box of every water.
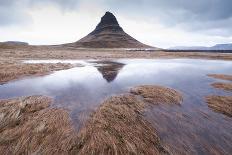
[0,58,232,154]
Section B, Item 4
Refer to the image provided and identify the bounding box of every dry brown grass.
[211,82,232,92]
[0,62,73,84]
[0,85,183,154]
[205,95,232,117]
[0,96,77,154]
[130,85,183,105]
[71,94,169,155]
[0,46,231,60]
[208,74,232,81]
[71,85,182,154]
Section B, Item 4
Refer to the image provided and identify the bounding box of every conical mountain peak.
[66,12,154,48]
[92,12,123,34]
[97,12,120,27]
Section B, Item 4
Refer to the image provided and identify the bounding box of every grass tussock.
[211,82,232,92]
[71,85,182,154]
[0,62,73,84]
[205,95,232,117]
[130,85,183,105]
[0,96,77,154]
[0,85,183,154]
[71,94,169,155]
[208,74,232,81]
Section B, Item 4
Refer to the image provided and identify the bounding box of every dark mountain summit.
[65,12,153,48]
[91,11,123,35]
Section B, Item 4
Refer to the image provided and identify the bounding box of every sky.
[0,0,232,48]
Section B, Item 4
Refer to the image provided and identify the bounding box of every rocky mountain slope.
[65,12,153,48]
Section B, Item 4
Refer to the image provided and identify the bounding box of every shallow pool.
[0,58,232,154]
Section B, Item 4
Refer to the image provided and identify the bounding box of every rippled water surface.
[0,58,232,154]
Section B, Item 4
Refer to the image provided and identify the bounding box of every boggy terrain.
[211,82,232,92]
[206,95,232,117]
[0,96,77,154]
[0,85,182,155]
[206,74,232,117]
[1,46,232,84]
[0,59,74,84]
[1,47,232,60]
[208,74,232,81]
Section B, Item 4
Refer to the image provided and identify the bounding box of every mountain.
[0,41,29,48]
[96,61,124,83]
[64,12,153,48]
[168,46,208,50]
[169,43,232,50]
[0,41,29,46]
[211,44,232,50]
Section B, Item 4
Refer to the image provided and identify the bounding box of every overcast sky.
[0,0,232,48]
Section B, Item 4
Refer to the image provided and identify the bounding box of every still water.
[0,58,232,154]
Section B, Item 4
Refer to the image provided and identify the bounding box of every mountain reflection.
[95,61,124,82]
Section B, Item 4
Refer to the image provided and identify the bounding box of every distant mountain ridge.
[0,41,29,49]
[169,43,232,50]
[0,41,29,46]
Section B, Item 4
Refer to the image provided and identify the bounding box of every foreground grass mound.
[0,96,77,154]
[0,85,183,154]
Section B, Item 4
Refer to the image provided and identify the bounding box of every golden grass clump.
[0,96,77,154]
[205,95,232,117]
[130,85,183,105]
[71,94,169,155]
[208,74,232,81]
[0,85,183,154]
[211,82,232,92]
[0,62,73,84]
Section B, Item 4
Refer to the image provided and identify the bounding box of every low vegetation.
[208,74,232,81]
[130,85,182,105]
[0,85,183,154]
[72,85,182,154]
[72,94,169,154]
[1,47,232,60]
[206,74,232,117]
[205,95,232,117]
[0,61,73,84]
[211,82,232,92]
[0,96,77,154]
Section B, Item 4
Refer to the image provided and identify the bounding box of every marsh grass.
[0,62,73,84]
[206,96,232,117]
[0,85,183,154]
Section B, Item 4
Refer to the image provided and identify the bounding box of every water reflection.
[95,61,124,82]
[0,59,232,154]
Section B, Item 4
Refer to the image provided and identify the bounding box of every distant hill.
[0,41,29,49]
[211,44,232,50]
[0,41,29,46]
[64,12,156,49]
[169,43,232,51]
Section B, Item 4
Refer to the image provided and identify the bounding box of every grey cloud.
[0,0,32,26]
[104,0,232,36]
[0,0,79,27]
[29,0,79,10]
[0,0,231,36]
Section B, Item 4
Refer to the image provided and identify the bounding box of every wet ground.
[0,58,232,154]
